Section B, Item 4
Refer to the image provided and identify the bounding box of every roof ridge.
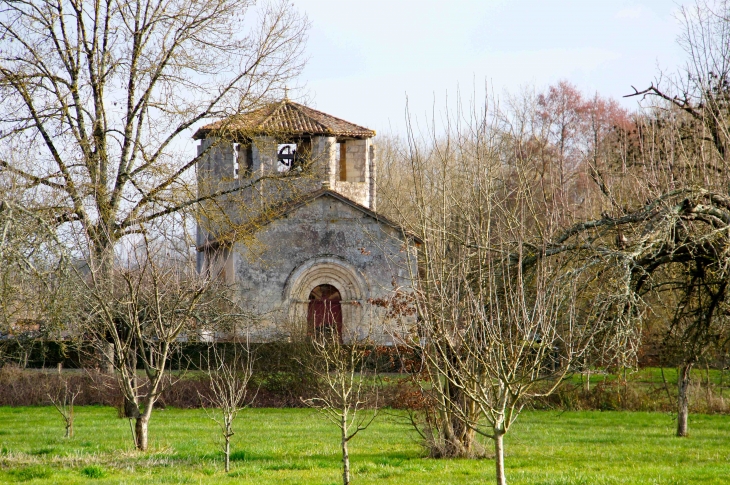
[284,101,331,133]
[290,101,373,135]
[258,99,288,129]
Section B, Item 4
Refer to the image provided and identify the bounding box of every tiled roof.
[193,99,376,139]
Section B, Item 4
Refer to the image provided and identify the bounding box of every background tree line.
[373,4,730,474]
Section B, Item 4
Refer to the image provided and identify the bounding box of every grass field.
[1,406,729,484]
[565,366,730,388]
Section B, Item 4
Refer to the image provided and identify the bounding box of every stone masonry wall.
[233,194,415,344]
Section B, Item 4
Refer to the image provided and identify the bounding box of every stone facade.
[232,191,415,343]
[195,100,416,343]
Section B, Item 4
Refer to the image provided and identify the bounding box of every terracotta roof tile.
[193,100,375,139]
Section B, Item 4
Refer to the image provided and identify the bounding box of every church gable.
[262,190,411,239]
[231,190,415,343]
[281,194,371,225]
[243,192,402,269]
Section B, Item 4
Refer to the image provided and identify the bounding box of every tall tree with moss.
[0,0,308,265]
[0,0,308,436]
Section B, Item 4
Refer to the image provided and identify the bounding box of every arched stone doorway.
[284,257,369,343]
[307,284,343,342]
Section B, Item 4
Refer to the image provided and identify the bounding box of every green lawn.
[0,406,729,484]
[565,366,730,387]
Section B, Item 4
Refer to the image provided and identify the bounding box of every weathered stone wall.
[251,136,277,174]
[197,134,375,212]
[344,139,368,183]
[332,181,369,207]
[311,136,336,184]
[197,137,235,181]
[233,193,415,344]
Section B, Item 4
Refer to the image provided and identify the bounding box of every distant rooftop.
[193,99,376,140]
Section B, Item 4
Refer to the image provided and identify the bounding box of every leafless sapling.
[300,325,379,485]
[47,364,81,438]
[200,340,256,473]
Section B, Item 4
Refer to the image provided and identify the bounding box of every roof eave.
[193,128,375,140]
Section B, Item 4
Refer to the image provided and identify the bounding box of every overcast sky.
[291,0,686,135]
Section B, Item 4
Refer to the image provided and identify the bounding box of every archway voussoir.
[283,256,369,341]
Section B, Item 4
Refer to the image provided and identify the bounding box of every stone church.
[193,99,417,344]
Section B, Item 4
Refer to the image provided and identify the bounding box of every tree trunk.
[341,423,350,485]
[225,434,230,473]
[100,342,115,374]
[494,430,506,485]
[443,412,474,457]
[135,415,149,451]
[66,408,73,438]
[442,376,474,457]
[677,363,692,437]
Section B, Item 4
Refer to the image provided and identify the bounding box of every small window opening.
[278,139,311,172]
[232,143,240,177]
[237,143,253,178]
[298,138,311,168]
[278,143,297,172]
[337,141,347,181]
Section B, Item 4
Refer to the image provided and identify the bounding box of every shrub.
[80,465,106,479]
[10,466,52,481]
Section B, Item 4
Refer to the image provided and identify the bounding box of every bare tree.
[200,341,255,473]
[389,92,638,485]
[0,0,308,392]
[626,0,730,181]
[0,0,308,259]
[300,326,379,485]
[549,187,730,438]
[0,194,74,365]
[70,219,240,451]
[47,364,81,438]
[581,0,730,435]
[522,93,730,440]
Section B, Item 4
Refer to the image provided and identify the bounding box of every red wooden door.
[307,284,343,342]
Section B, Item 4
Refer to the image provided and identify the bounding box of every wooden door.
[307,284,343,342]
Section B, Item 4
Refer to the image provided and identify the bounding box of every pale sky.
[292,0,686,135]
